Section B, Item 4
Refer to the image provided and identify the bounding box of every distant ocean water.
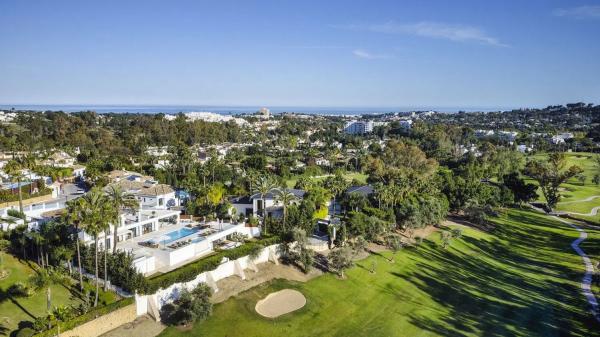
[0,104,511,115]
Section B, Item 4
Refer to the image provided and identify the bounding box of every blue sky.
[1,0,599,108]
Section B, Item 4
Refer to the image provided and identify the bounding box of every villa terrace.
[117,219,259,275]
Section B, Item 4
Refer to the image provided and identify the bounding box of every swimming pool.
[157,227,199,245]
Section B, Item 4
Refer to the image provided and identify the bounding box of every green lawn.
[0,253,118,336]
[528,152,600,224]
[159,209,599,337]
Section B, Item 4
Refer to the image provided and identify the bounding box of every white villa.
[230,188,306,219]
[78,170,260,275]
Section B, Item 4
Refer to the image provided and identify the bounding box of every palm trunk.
[76,228,83,292]
[104,232,108,291]
[38,246,43,267]
[112,218,119,254]
[17,178,23,214]
[283,208,287,231]
[46,287,51,313]
[332,196,336,216]
[262,196,267,235]
[94,236,99,307]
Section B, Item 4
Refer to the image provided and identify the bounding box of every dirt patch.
[255,289,306,318]
[399,225,439,243]
[212,262,322,303]
[444,214,496,232]
[99,315,165,337]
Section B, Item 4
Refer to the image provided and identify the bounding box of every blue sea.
[0,104,513,116]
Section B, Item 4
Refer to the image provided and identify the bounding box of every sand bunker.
[255,289,306,318]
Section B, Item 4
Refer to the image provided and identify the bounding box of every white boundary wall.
[135,244,279,319]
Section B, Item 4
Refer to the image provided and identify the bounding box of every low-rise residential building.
[517,144,533,153]
[230,188,306,219]
[314,158,331,167]
[398,120,413,129]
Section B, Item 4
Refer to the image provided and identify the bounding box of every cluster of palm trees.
[251,175,299,234]
[3,152,75,213]
[3,154,39,213]
[65,185,138,307]
[373,182,411,209]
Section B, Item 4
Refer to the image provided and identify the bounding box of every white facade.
[79,208,181,250]
[398,120,413,129]
[230,189,306,219]
[120,221,260,275]
[344,121,374,135]
[517,144,533,153]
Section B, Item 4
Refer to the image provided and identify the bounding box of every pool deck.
[118,221,236,252]
[116,220,244,274]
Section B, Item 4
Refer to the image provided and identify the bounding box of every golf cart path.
[553,216,600,323]
[559,195,600,205]
[557,195,600,216]
[567,206,600,217]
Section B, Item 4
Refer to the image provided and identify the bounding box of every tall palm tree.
[65,198,86,292]
[376,183,395,208]
[4,159,25,213]
[274,189,298,230]
[105,185,139,253]
[29,231,45,268]
[21,154,38,195]
[324,174,349,217]
[28,268,51,313]
[79,188,111,307]
[252,175,277,235]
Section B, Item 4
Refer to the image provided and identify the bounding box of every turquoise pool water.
[161,227,199,244]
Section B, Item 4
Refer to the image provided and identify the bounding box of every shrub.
[32,316,50,332]
[441,231,452,249]
[328,247,353,278]
[7,209,26,219]
[450,228,463,238]
[8,282,33,297]
[160,283,213,326]
[15,327,35,337]
[247,243,264,262]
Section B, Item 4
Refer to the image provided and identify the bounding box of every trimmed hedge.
[0,187,52,203]
[140,236,279,294]
[32,297,135,337]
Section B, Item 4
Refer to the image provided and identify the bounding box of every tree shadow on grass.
[0,322,9,337]
[396,209,599,337]
[0,289,36,321]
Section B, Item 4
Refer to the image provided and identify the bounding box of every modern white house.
[79,177,182,251]
[76,170,262,275]
[230,188,306,219]
[120,219,259,275]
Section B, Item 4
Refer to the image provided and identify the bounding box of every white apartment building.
[344,120,374,135]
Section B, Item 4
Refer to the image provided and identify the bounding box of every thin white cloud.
[352,49,391,59]
[553,5,600,19]
[285,45,348,49]
[335,21,508,47]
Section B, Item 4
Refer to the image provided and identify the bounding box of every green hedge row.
[140,236,279,294]
[0,188,52,203]
[32,297,135,337]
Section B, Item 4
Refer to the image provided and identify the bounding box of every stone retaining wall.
[60,304,136,337]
